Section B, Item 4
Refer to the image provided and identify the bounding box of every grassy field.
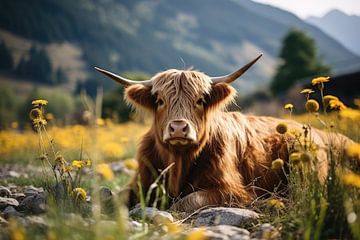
[0,78,360,239]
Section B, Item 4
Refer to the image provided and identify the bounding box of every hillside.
[0,0,358,94]
[307,10,360,56]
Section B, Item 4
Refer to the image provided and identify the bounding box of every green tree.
[0,41,13,71]
[270,29,331,95]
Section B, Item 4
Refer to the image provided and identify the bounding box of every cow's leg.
[169,190,247,212]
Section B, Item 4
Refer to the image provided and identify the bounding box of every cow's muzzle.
[163,119,197,146]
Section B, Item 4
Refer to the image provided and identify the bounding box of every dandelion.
[123,158,139,170]
[289,152,301,165]
[342,173,360,188]
[96,163,114,180]
[267,198,285,209]
[29,108,42,120]
[346,143,360,159]
[340,108,360,121]
[32,118,47,126]
[276,123,288,134]
[11,121,18,129]
[323,95,339,106]
[305,99,320,112]
[32,99,48,106]
[329,99,347,111]
[72,160,85,169]
[72,187,87,201]
[284,104,294,110]
[45,113,54,120]
[311,76,330,85]
[165,222,183,235]
[185,227,207,240]
[300,88,314,95]
[271,158,284,170]
[96,118,105,126]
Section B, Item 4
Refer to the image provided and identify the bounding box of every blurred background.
[0,0,359,129]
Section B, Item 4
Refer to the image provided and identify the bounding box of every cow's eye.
[196,98,205,107]
[157,98,164,107]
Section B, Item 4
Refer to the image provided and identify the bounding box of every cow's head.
[95,54,261,149]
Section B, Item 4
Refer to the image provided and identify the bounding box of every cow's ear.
[125,84,156,111]
[206,83,236,109]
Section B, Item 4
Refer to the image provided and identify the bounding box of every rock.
[128,220,144,232]
[129,206,174,224]
[2,206,23,218]
[99,186,115,215]
[0,197,19,209]
[203,225,250,240]
[23,215,48,229]
[19,193,46,214]
[8,170,21,178]
[24,186,44,196]
[10,193,26,202]
[193,207,259,227]
[251,223,279,239]
[0,186,11,197]
[0,216,8,226]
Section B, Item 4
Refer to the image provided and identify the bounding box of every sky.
[252,0,360,19]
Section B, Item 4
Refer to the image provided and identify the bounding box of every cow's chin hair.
[163,138,197,150]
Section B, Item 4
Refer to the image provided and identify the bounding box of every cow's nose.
[169,120,189,138]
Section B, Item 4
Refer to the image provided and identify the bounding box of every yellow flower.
[45,113,54,120]
[32,99,48,106]
[305,99,320,112]
[165,222,183,235]
[32,118,47,126]
[342,173,360,188]
[311,76,330,85]
[29,108,42,120]
[271,158,284,170]
[346,143,360,159]
[323,95,339,106]
[340,108,360,121]
[123,158,138,170]
[72,187,87,201]
[96,118,105,126]
[300,88,314,94]
[11,121,18,129]
[354,98,360,108]
[284,104,294,110]
[267,198,285,209]
[96,163,114,180]
[185,227,207,240]
[329,99,347,111]
[289,152,301,165]
[72,160,85,169]
[276,123,288,134]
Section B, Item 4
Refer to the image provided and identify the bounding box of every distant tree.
[270,29,331,95]
[0,41,13,71]
[16,45,53,84]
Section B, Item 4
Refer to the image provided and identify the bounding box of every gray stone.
[19,193,46,214]
[10,193,26,202]
[24,186,44,196]
[8,170,21,178]
[0,186,11,197]
[251,223,279,239]
[0,216,8,226]
[128,220,144,232]
[0,197,19,209]
[129,206,174,224]
[24,215,48,229]
[2,206,23,218]
[204,225,250,240]
[193,207,259,227]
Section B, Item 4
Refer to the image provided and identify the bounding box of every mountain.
[307,10,360,56]
[0,0,358,94]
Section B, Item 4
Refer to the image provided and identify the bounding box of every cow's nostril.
[170,126,175,133]
[182,124,188,133]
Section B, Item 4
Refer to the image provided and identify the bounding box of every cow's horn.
[211,54,262,84]
[94,67,153,87]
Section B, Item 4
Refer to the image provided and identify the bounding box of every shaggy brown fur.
[125,69,352,212]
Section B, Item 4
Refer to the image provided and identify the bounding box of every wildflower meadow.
[0,76,359,239]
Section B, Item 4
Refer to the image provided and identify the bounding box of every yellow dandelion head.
[342,173,360,188]
[123,158,139,170]
[300,88,314,94]
[32,118,47,126]
[271,158,284,171]
[55,155,65,164]
[72,187,87,201]
[340,108,360,121]
[267,198,285,209]
[305,99,320,112]
[300,152,313,163]
[284,103,294,110]
[96,163,114,180]
[29,108,42,120]
[323,95,339,106]
[289,152,301,165]
[276,123,288,134]
[329,99,347,111]
[32,99,48,106]
[11,121,18,129]
[96,118,105,126]
[72,160,84,169]
[311,76,330,85]
[346,143,360,159]
[45,113,54,120]
[185,227,207,240]
[166,222,183,235]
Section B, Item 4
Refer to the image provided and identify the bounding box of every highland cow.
[95,54,352,212]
